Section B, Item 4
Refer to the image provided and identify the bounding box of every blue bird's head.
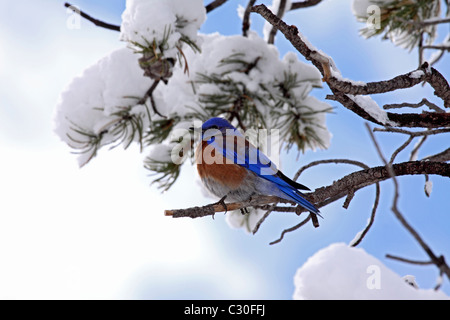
[200,117,238,142]
[201,117,236,132]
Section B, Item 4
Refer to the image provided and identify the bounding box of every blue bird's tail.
[279,186,322,218]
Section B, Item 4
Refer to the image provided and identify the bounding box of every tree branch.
[385,254,433,265]
[424,147,450,162]
[383,98,445,113]
[290,0,322,10]
[205,0,228,13]
[327,93,450,128]
[269,215,311,245]
[64,3,121,32]
[138,79,166,118]
[164,195,291,218]
[242,0,257,37]
[326,67,429,95]
[293,158,380,247]
[310,161,450,209]
[365,123,450,282]
[267,0,288,44]
[250,4,450,126]
[416,17,450,27]
[164,161,450,219]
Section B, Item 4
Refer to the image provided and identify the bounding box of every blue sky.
[0,0,448,299]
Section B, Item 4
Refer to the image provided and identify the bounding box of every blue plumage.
[199,117,321,216]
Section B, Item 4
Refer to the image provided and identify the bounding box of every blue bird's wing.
[208,132,321,216]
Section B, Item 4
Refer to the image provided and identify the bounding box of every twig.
[293,158,380,246]
[269,215,311,245]
[385,254,434,265]
[64,3,121,32]
[242,0,257,37]
[342,189,355,209]
[365,123,450,282]
[205,0,228,13]
[409,135,428,161]
[350,182,380,247]
[434,271,444,291]
[252,207,274,235]
[267,0,288,44]
[295,159,370,210]
[290,0,322,10]
[295,158,370,179]
[138,80,166,118]
[417,17,450,27]
[390,135,414,164]
[373,127,450,136]
[328,93,450,128]
[383,98,445,113]
[421,45,450,51]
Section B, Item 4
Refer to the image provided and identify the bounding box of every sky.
[0,0,448,299]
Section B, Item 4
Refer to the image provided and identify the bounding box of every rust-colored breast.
[196,141,247,189]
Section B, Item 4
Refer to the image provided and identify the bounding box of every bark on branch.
[165,195,290,218]
[164,161,450,219]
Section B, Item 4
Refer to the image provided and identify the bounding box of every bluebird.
[195,117,320,216]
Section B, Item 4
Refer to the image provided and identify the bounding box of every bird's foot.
[214,195,228,214]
